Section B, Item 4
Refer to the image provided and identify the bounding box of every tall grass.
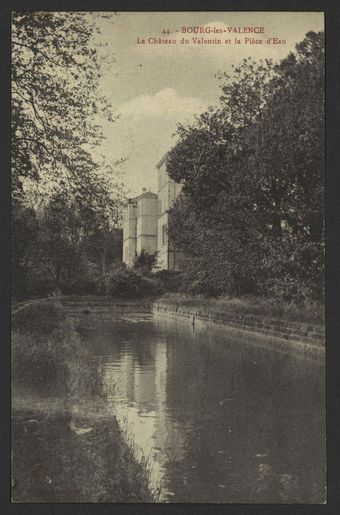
[11,300,103,398]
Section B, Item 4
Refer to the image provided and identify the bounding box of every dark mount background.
[1,0,339,514]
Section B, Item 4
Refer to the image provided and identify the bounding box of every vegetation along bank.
[11,300,156,502]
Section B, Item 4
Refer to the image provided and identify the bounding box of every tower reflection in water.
[93,311,325,503]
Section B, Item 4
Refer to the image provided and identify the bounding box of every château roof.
[128,190,157,204]
[138,191,157,199]
[156,152,169,169]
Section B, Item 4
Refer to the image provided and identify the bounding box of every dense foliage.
[104,262,161,298]
[12,11,116,202]
[11,12,126,300]
[167,32,324,301]
[133,249,158,275]
[12,193,123,300]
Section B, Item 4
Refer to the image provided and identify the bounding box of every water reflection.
[78,308,325,503]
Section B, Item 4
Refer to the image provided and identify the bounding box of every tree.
[167,31,324,300]
[11,13,128,299]
[11,199,40,299]
[32,192,124,294]
[82,227,123,279]
[12,11,116,204]
[133,250,158,276]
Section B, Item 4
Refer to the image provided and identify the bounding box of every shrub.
[28,271,56,298]
[59,259,102,295]
[133,250,158,275]
[139,276,162,296]
[12,302,75,393]
[152,270,182,293]
[104,263,162,298]
[12,301,67,337]
[104,264,143,298]
[61,263,102,295]
[258,239,325,302]
[11,301,103,398]
[11,263,56,301]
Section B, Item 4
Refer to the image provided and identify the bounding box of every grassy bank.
[11,300,156,502]
[157,293,324,326]
[12,411,154,502]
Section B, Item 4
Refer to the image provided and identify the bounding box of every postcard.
[11,11,325,504]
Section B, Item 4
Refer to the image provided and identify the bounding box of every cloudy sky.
[94,12,324,196]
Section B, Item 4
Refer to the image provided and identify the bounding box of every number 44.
[162,29,170,35]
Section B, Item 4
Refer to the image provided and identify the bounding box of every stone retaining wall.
[153,301,325,359]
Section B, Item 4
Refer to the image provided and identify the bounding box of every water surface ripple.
[77,307,325,503]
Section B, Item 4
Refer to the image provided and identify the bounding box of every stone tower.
[136,191,158,255]
[122,190,158,267]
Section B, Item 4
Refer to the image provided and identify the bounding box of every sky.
[94,12,324,197]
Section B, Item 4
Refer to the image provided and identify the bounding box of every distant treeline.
[12,199,178,300]
[167,31,324,302]
[12,194,123,300]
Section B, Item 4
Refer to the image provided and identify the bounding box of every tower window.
[162,224,168,245]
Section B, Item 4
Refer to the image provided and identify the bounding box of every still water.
[75,305,326,504]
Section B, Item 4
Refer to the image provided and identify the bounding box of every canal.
[71,303,326,504]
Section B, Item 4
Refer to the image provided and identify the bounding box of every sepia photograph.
[11,11,325,504]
